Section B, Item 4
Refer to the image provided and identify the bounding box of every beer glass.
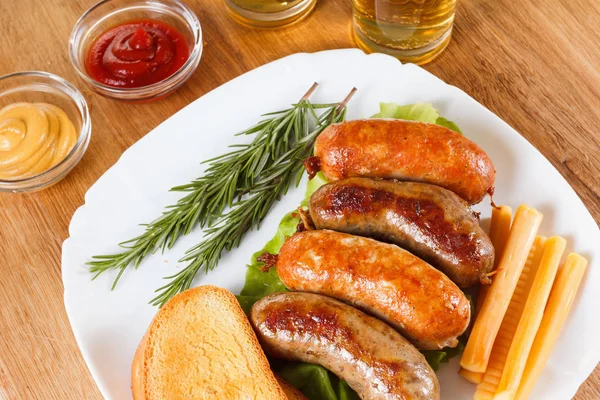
[353,0,456,64]
[225,0,317,28]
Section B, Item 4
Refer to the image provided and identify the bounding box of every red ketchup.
[86,20,189,88]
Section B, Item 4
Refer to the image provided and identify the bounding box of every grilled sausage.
[276,230,471,350]
[313,119,496,204]
[309,177,494,287]
[251,292,440,400]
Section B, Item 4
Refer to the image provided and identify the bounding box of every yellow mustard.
[0,102,77,180]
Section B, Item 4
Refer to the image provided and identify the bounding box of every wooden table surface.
[1,0,599,398]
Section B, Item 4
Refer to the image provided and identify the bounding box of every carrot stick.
[460,205,543,373]
[460,206,513,384]
[494,237,566,400]
[472,236,547,400]
[459,367,485,384]
[514,253,588,400]
[476,205,513,313]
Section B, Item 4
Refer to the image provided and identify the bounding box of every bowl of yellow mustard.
[0,71,91,192]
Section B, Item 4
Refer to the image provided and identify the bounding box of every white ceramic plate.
[62,49,600,400]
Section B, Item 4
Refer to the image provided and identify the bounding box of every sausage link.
[276,230,471,350]
[309,177,494,287]
[251,292,440,400]
[313,119,495,204]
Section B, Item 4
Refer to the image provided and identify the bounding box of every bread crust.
[276,376,308,400]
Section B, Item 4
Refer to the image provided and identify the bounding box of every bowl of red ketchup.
[69,0,202,102]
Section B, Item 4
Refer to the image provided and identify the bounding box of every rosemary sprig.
[150,89,356,307]
[88,83,320,288]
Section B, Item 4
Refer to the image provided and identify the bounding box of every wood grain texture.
[0,0,598,399]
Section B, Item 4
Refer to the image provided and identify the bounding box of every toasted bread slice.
[132,285,287,400]
[276,376,308,400]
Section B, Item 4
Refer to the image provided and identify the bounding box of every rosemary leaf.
[88,83,320,288]
[150,98,352,307]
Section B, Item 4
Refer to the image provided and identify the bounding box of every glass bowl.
[69,0,203,102]
[0,71,91,193]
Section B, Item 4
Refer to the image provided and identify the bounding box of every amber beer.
[225,0,316,27]
[353,0,456,64]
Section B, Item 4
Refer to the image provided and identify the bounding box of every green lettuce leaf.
[423,336,467,371]
[277,363,360,400]
[302,171,329,207]
[372,102,462,134]
[238,107,467,399]
[435,116,462,134]
[371,102,439,123]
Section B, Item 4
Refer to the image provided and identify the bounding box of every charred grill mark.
[327,186,395,214]
[321,184,480,265]
[263,303,353,344]
[397,196,481,266]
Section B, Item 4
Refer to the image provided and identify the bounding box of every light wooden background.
[0,0,599,398]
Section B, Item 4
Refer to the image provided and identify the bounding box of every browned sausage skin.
[251,292,440,400]
[276,230,471,350]
[313,119,496,204]
[309,177,494,287]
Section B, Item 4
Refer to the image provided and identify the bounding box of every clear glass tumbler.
[353,0,456,65]
[225,0,317,28]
